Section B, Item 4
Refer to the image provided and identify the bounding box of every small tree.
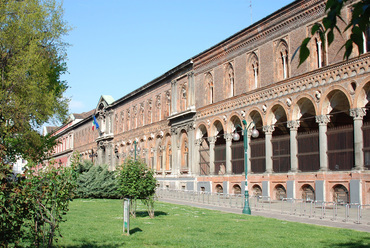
[76,161,119,199]
[116,158,156,218]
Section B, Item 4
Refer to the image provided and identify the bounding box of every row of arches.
[214,183,350,203]
[196,83,370,174]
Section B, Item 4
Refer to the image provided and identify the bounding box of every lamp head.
[232,132,240,141]
[251,128,259,138]
[242,119,247,125]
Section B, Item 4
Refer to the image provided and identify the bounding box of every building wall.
[55,0,370,204]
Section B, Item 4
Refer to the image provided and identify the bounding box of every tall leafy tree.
[296,0,369,66]
[0,0,70,163]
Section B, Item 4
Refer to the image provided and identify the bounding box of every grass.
[56,199,370,248]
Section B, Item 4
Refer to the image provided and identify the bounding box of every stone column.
[263,125,275,173]
[153,148,158,173]
[171,128,179,175]
[287,120,300,172]
[171,80,177,115]
[188,72,195,108]
[208,136,216,175]
[315,115,331,171]
[194,139,202,175]
[187,124,195,175]
[350,108,366,171]
[225,133,233,175]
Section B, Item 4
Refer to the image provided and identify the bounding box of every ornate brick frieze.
[196,55,370,121]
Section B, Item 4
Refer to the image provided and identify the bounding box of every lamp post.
[132,141,141,161]
[232,119,259,215]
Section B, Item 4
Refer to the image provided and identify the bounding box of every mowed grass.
[57,199,370,248]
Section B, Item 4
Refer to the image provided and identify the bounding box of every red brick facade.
[50,0,370,205]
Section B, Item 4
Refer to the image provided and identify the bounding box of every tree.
[0,158,78,247]
[297,0,369,66]
[76,160,120,199]
[0,0,70,163]
[116,158,157,218]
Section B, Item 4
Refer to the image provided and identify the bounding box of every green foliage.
[24,160,78,247]
[116,158,156,200]
[76,160,119,199]
[296,0,370,66]
[116,158,157,217]
[0,0,71,163]
[0,163,29,247]
[0,160,78,247]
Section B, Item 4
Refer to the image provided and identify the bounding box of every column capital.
[195,138,202,146]
[349,108,367,120]
[208,136,217,144]
[263,125,275,134]
[287,120,300,130]
[315,115,331,125]
[224,133,234,142]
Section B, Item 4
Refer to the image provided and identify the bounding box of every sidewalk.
[159,197,370,233]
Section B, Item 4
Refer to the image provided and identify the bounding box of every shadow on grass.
[135,211,167,218]
[329,237,370,248]
[59,241,125,248]
[130,227,143,235]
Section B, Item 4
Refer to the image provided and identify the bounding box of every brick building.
[50,0,370,204]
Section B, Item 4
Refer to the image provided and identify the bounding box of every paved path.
[159,198,370,233]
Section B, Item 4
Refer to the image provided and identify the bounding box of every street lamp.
[132,140,141,161]
[232,119,259,215]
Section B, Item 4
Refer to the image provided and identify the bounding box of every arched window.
[314,37,326,68]
[248,52,259,90]
[225,63,234,98]
[205,73,214,105]
[216,184,223,193]
[276,40,289,81]
[233,184,241,194]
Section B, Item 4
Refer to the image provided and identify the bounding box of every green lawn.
[57,199,370,248]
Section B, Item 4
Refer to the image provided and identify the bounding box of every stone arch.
[300,184,315,201]
[291,95,318,121]
[274,184,287,200]
[196,123,209,139]
[228,114,243,133]
[332,184,349,204]
[247,110,265,173]
[210,119,225,137]
[215,184,223,193]
[354,79,370,108]
[232,184,241,194]
[267,103,289,135]
[251,184,262,197]
[164,134,172,171]
[321,88,352,115]
[294,97,320,172]
[197,123,210,175]
[180,130,189,172]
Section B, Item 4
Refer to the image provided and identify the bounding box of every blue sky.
[62,0,295,114]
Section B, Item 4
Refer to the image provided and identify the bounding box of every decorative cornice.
[193,0,325,73]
